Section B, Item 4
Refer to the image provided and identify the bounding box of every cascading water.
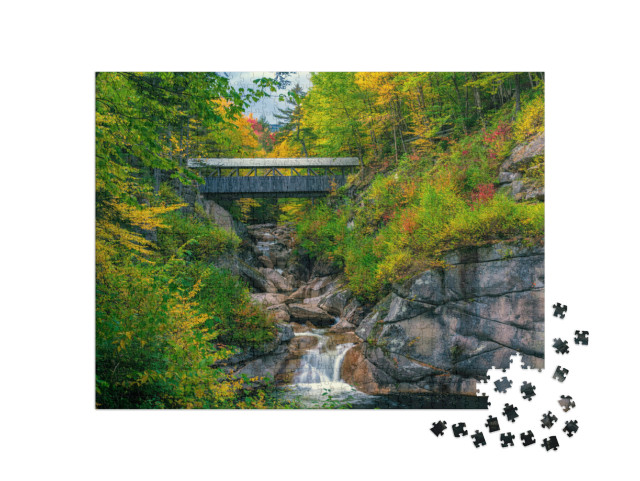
[286,325,380,407]
[255,240,276,256]
[293,331,353,385]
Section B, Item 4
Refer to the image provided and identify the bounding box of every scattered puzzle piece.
[541,411,558,429]
[553,338,570,355]
[553,303,567,318]
[575,330,589,345]
[553,366,569,382]
[471,430,486,448]
[452,423,468,437]
[559,395,575,412]
[563,420,579,437]
[500,432,515,447]
[430,421,447,436]
[521,381,536,401]
[503,403,519,422]
[494,376,513,393]
[521,430,536,446]
[542,436,559,451]
[485,415,500,433]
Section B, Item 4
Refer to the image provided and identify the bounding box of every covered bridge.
[187,157,360,199]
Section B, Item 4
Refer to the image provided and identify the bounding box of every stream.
[284,325,390,408]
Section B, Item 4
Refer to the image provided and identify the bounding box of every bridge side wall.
[200,175,347,196]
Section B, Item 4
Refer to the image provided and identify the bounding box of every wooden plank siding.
[200,174,347,199]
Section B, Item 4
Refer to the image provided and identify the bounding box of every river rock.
[329,318,356,333]
[290,322,312,334]
[267,303,290,322]
[288,303,335,327]
[258,255,274,269]
[301,295,324,305]
[326,331,360,345]
[251,293,287,307]
[341,298,366,326]
[318,288,351,316]
[288,276,335,300]
[259,268,294,292]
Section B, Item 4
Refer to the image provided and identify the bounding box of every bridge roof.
[187,157,359,168]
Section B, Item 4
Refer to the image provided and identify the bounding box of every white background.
[1,1,639,479]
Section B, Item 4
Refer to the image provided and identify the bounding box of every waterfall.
[294,334,354,385]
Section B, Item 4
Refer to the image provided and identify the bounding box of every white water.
[255,240,276,255]
[287,327,375,407]
[294,332,353,385]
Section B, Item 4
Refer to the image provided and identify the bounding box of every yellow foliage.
[514,96,545,143]
[268,137,304,158]
[279,199,311,223]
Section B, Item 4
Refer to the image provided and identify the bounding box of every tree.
[273,84,312,157]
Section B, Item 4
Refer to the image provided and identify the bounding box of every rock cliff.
[341,242,544,395]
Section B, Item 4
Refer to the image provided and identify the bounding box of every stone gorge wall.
[341,242,544,395]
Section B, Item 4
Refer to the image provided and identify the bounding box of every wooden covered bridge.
[187,157,360,199]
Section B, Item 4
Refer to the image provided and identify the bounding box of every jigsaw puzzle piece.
[542,436,559,451]
[574,330,589,345]
[541,411,558,429]
[452,423,468,437]
[521,381,536,401]
[563,420,579,437]
[430,421,447,436]
[553,338,570,355]
[553,303,567,318]
[553,366,569,382]
[485,415,501,433]
[521,430,536,446]
[502,403,519,422]
[558,395,576,412]
[500,432,515,447]
[471,430,486,448]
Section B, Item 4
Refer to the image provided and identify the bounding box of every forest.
[96,72,544,408]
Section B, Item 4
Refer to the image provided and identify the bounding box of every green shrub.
[156,211,240,261]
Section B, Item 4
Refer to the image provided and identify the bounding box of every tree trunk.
[471,73,485,127]
[392,125,398,162]
[527,72,535,89]
[296,122,309,157]
[514,74,521,117]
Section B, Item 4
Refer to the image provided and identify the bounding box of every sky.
[224,72,313,124]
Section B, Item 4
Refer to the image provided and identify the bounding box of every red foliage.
[482,122,511,161]
[471,183,496,206]
[400,210,418,233]
[246,116,263,135]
